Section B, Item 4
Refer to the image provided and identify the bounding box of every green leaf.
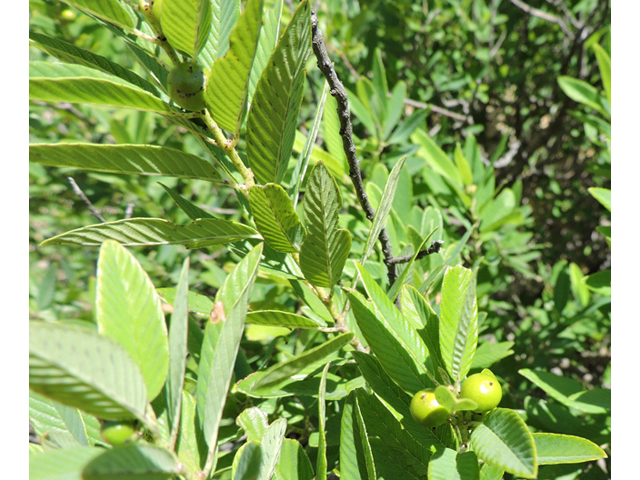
[249,184,305,252]
[347,289,431,395]
[175,391,206,472]
[454,143,474,187]
[411,128,463,186]
[387,230,437,303]
[199,0,240,73]
[582,270,611,296]
[29,321,149,421]
[387,107,429,145]
[246,0,312,184]
[340,392,376,480]
[299,162,352,287]
[29,31,161,97]
[470,408,537,479]
[273,439,315,480]
[83,443,181,479]
[236,333,354,395]
[322,93,349,169]
[62,0,137,30]
[29,446,104,480]
[30,62,175,114]
[206,0,263,135]
[568,263,591,308]
[247,310,326,329]
[291,81,329,206]
[470,341,514,369]
[558,76,610,118]
[29,143,223,183]
[96,240,169,401]
[161,0,212,58]
[257,418,288,480]
[237,407,270,442]
[196,244,262,460]
[40,217,258,248]
[592,43,611,103]
[519,369,610,414]
[383,81,407,141]
[159,183,215,221]
[533,433,607,465]
[233,442,263,480]
[588,187,611,211]
[361,157,406,265]
[439,265,478,383]
[166,258,190,447]
[248,0,284,102]
[428,448,479,480]
[316,363,331,480]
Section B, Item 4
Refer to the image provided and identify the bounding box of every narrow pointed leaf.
[248,0,284,102]
[588,187,611,211]
[533,433,607,465]
[558,76,609,118]
[300,162,352,288]
[340,392,376,480]
[40,217,258,248]
[30,143,223,183]
[96,240,169,401]
[592,44,611,103]
[439,265,478,382]
[83,444,181,478]
[176,391,206,472]
[247,310,327,329]
[246,0,312,185]
[470,408,537,479]
[159,183,216,221]
[316,363,331,480]
[249,184,305,252]
[161,0,212,58]
[62,0,137,30]
[30,61,175,114]
[361,156,406,265]
[206,0,263,134]
[258,418,288,480]
[199,0,240,73]
[411,128,463,186]
[29,31,161,97]
[197,244,263,457]
[166,258,190,447]
[29,321,148,421]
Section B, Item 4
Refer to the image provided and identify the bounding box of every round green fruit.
[459,372,502,413]
[60,9,77,22]
[168,62,207,111]
[410,390,451,428]
[100,420,138,446]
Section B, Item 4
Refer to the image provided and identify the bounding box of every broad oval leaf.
[206,0,264,134]
[246,0,312,185]
[30,61,175,114]
[62,0,138,30]
[428,448,479,480]
[29,143,223,183]
[439,265,478,383]
[96,240,169,401]
[470,408,537,479]
[40,217,259,248]
[83,443,181,479]
[299,162,352,288]
[249,184,305,253]
[558,75,610,118]
[29,321,149,421]
[29,446,104,480]
[274,438,315,480]
[161,0,212,58]
[533,432,607,465]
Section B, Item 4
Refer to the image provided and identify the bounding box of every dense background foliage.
[29,0,611,478]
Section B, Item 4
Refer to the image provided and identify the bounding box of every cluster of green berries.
[409,371,503,428]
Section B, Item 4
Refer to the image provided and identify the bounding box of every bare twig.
[389,95,471,123]
[67,177,106,223]
[124,202,135,219]
[510,0,574,39]
[389,240,445,265]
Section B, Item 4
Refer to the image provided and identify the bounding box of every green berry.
[60,9,77,22]
[100,420,137,446]
[459,372,502,413]
[167,62,207,111]
[409,390,451,427]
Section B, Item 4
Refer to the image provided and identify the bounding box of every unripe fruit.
[410,390,451,427]
[167,62,207,111]
[459,372,502,413]
[60,9,77,22]
[100,420,138,446]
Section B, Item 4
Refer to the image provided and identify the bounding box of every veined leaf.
[40,217,258,248]
[197,245,262,460]
[249,184,305,252]
[273,439,315,480]
[361,157,406,265]
[82,443,181,478]
[247,310,327,329]
[206,0,263,135]
[29,321,149,422]
[246,0,312,185]
[159,183,216,221]
[236,333,354,395]
[323,93,348,170]
[62,0,137,30]
[233,442,263,480]
[340,392,376,480]
[248,0,284,102]
[533,433,607,465]
[199,0,240,74]
[29,31,161,97]
[30,142,223,182]
[299,162,352,288]
[237,407,270,442]
[316,363,331,480]
[29,446,104,480]
[439,265,478,383]
[176,391,206,472]
[257,418,288,480]
[29,61,175,114]
[161,0,212,58]
[96,241,169,401]
[470,408,537,479]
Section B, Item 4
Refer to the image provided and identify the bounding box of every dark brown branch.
[67,177,106,223]
[510,0,574,39]
[389,241,445,265]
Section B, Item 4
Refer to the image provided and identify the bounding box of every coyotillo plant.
[29,1,610,479]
